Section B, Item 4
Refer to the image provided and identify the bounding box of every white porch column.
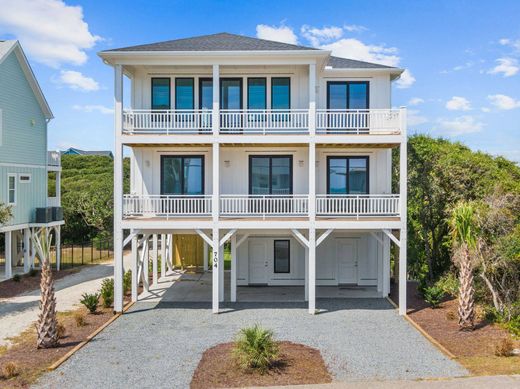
[160,234,166,278]
[113,63,124,312]
[219,244,224,302]
[23,228,30,273]
[143,237,149,292]
[30,228,36,269]
[5,231,12,279]
[304,247,309,301]
[212,227,219,313]
[152,234,158,285]
[398,106,408,315]
[308,63,316,135]
[308,228,316,314]
[203,241,209,272]
[212,64,220,136]
[230,234,237,302]
[168,233,174,271]
[131,235,138,302]
[383,234,391,296]
[55,226,61,271]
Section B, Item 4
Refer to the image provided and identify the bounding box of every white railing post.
[309,63,316,136]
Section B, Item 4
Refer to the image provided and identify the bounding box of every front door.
[337,239,358,284]
[249,240,268,284]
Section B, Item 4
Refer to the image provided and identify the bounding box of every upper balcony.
[121,108,404,137]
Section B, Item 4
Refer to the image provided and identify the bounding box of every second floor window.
[327,81,369,110]
[175,78,194,110]
[327,156,369,195]
[151,78,170,110]
[248,78,266,110]
[249,156,292,195]
[161,156,204,195]
[271,77,290,109]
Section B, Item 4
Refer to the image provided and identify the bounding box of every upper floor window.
[161,156,204,195]
[175,78,194,110]
[327,81,369,110]
[221,78,242,110]
[199,78,213,110]
[248,78,266,110]
[271,77,290,109]
[151,78,170,110]
[7,173,16,205]
[249,155,292,195]
[327,156,369,194]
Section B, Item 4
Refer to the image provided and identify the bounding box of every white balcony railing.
[123,109,213,134]
[316,109,401,134]
[47,151,61,167]
[219,109,309,134]
[123,195,212,218]
[316,194,400,218]
[220,195,309,218]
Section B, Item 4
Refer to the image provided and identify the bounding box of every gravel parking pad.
[35,299,467,388]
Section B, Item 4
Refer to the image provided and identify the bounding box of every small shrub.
[28,267,38,277]
[2,361,19,378]
[100,278,114,308]
[233,325,279,374]
[12,274,21,282]
[56,322,66,338]
[495,338,514,357]
[504,316,520,337]
[80,293,99,313]
[123,270,132,295]
[423,286,445,308]
[74,311,86,327]
[434,272,459,297]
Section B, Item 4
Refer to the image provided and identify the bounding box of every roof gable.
[0,41,53,120]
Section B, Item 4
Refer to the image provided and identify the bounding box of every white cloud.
[436,115,484,136]
[407,109,428,126]
[499,38,520,51]
[446,96,472,111]
[395,69,415,89]
[481,107,491,113]
[488,58,519,77]
[343,24,368,33]
[301,25,343,46]
[408,97,424,106]
[487,94,520,110]
[321,38,400,66]
[58,70,99,91]
[73,104,113,114]
[0,0,101,67]
[256,24,298,45]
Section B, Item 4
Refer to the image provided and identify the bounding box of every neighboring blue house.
[0,40,64,279]
[61,147,114,159]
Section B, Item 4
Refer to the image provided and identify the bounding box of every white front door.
[337,239,358,284]
[249,240,269,284]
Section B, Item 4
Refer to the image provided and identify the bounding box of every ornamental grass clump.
[232,325,279,374]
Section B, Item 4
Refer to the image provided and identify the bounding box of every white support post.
[160,234,166,278]
[304,247,309,301]
[212,227,219,313]
[212,64,220,136]
[308,228,316,314]
[219,244,224,302]
[131,235,138,302]
[55,226,61,271]
[383,234,391,296]
[30,228,36,269]
[143,237,149,292]
[399,106,408,315]
[152,234,158,285]
[168,233,174,271]
[212,143,220,223]
[231,234,237,302]
[5,231,12,279]
[203,241,209,272]
[23,228,30,273]
[113,63,124,312]
[308,63,316,136]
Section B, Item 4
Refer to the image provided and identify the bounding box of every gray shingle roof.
[106,32,316,52]
[326,56,395,69]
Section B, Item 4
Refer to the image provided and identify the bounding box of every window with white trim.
[8,174,16,205]
[19,174,31,183]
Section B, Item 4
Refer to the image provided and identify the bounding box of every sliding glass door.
[326,81,369,132]
[220,78,242,132]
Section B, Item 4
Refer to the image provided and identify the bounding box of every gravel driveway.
[35,298,467,388]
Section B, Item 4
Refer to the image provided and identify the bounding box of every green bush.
[80,292,100,313]
[12,274,21,282]
[434,272,459,297]
[99,278,114,308]
[423,286,445,308]
[123,270,132,295]
[233,325,279,374]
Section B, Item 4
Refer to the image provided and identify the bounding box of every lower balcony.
[123,194,400,220]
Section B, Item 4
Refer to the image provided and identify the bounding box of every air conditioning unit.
[36,207,52,223]
[51,207,63,221]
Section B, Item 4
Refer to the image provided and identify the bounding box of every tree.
[450,202,479,330]
[32,227,59,348]
[0,202,12,225]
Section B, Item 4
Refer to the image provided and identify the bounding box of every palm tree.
[32,227,59,348]
[450,202,478,331]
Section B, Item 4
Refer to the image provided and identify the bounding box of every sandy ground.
[0,254,131,346]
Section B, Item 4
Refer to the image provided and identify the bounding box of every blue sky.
[1,0,519,161]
